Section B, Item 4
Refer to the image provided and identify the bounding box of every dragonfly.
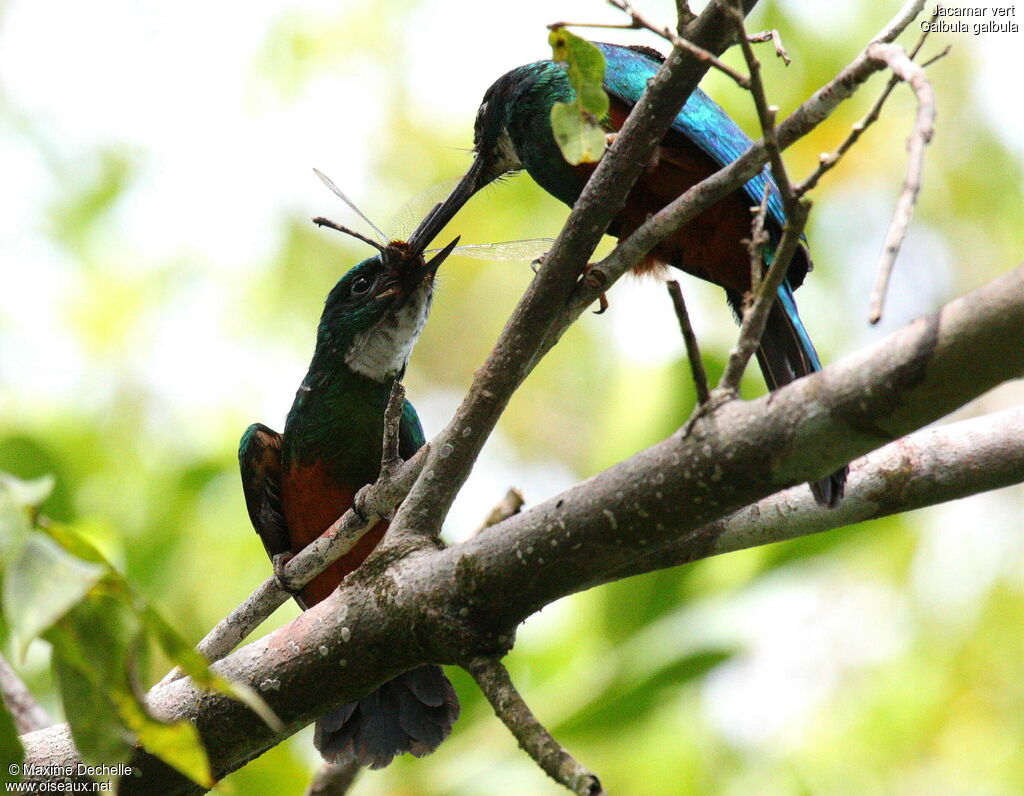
[311,169,554,264]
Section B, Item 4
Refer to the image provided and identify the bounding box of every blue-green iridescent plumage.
[417,41,844,505]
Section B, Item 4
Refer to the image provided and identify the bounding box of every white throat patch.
[492,127,523,174]
[344,286,432,383]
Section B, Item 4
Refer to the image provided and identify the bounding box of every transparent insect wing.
[383,178,461,242]
[313,168,388,244]
[431,239,555,262]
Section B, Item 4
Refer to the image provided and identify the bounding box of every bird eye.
[350,275,373,296]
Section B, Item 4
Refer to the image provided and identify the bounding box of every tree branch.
[303,759,360,796]
[865,41,937,324]
[466,657,604,796]
[542,0,927,358]
[17,263,1024,794]
[0,653,51,734]
[382,0,759,549]
[666,281,710,405]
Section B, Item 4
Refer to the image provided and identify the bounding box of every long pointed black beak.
[423,235,461,276]
[407,157,486,254]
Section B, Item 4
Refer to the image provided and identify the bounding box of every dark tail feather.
[314,665,459,770]
[726,285,847,508]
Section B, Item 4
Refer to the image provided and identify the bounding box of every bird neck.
[282,351,395,480]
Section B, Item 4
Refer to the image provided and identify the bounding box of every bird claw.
[272,552,301,595]
[581,263,610,314]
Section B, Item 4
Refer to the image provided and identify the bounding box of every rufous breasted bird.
[238,235,460,768]
[410,41,846,506]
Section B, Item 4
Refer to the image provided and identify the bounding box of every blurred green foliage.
[1,1,1021,794]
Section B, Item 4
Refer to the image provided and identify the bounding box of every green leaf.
[551,103,609,167]
[52,649,133,765]
[0,473,55,513]
[4,534,105,660]
[48,595,215,788]
[548,29,609,165]
[113,693,215,790]
[0,699,24,786]
[143,607,283,733]
[0,473,54,570]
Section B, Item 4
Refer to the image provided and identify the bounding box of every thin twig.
[666,281,711,405]
[541,2,928,363]
[606,0,751,88]
[474,488,526,536]
[746,184,772,293]
[865,41,937,324]
[303,759,360,796]
[379,381,405,476]
[466,657,605,796]
[795,16,940,198]
[0,653,51,734]
[718,202,812,393]
[747,29,791,65]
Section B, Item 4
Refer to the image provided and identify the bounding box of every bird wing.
[398,398,426,461]
[595,43,788,237]
[238,423,291,561]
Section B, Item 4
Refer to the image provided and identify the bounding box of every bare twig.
[304,759,360,796]
[474,487,526,536]
[666,281,710,405]
[606,0,751,88]
[746,184,772,293]
[747,29,791,65]
[719,201,811,392]
[919,44,952,69]
[466,657,605,796]
[558,0,928,328]
[865,41,937,324]
[795,16,940,198]
[0,653,51,734]
[378,381,406,477]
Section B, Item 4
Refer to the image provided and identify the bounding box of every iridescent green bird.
[238,235,460,768]
[412,42,846,506]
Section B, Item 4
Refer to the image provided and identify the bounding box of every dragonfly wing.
[426,239,555,262]
[313,168,388,244]
[384,178,461,242]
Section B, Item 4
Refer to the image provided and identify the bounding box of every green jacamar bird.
[238,233,461,768]
[411,42,847,507]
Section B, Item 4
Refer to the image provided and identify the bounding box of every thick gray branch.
[17,264,1024,794]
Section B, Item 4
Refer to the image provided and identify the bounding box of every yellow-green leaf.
[551,102,608,166]
[5,534,105,659]
[113,693,215,789]
[548,29,609,165]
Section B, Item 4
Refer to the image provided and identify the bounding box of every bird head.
[406,68,533,254]
[316,235,459,383]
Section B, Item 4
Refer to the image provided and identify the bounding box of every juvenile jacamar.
[411,42,847,507]
[238,236,461,768]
